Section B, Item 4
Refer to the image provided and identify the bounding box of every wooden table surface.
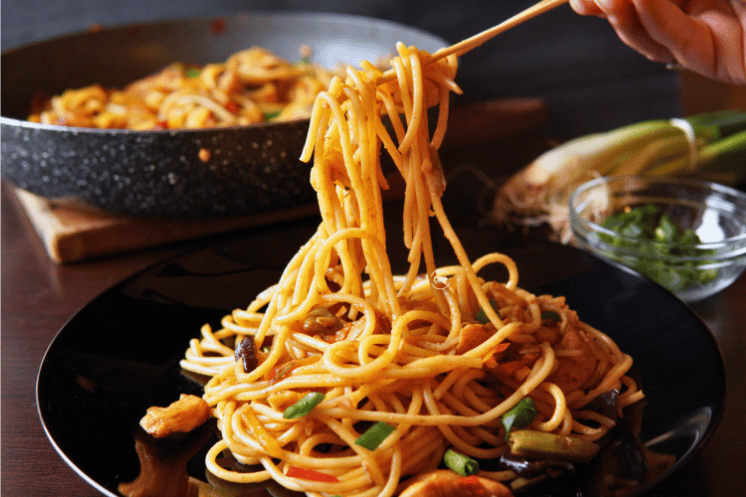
[3,151,746,497]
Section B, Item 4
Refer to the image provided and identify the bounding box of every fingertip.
[569,0,606,16]
[596,0,633,18]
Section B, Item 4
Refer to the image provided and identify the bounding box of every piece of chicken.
[140,394,210,439]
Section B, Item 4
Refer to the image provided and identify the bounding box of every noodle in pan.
[28,46,336,130]
[149,42,643,496]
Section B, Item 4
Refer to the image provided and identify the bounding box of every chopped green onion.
[655,213,677,242]
[186,67,200,78]
[540,311,561,322]
[502,397,538,440]
[283,392,325,419]
[263,110,282,121]
[354,422,396,450]
[599,203,718,292]
[475,299,500,324]
[443,449,480,476]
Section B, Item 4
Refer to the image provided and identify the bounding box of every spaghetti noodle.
[28,46,337,130]
[176,43,643,496]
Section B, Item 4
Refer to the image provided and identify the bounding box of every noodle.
[27,46,337,130]
[176,42,642,496]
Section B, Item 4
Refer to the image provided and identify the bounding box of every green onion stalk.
[354,422,396,451]
[283,392,326,419]
[443,449,480,476]
[486,109,746,243]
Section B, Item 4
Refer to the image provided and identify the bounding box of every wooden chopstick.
[431,0,571,61]
[378,0,570,83]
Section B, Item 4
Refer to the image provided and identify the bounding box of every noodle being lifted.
[150,42,645,496]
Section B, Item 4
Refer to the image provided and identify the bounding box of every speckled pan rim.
[1,12,448,218]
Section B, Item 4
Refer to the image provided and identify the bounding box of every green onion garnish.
[263,110,282,121]
[354,422,396,450]
[540,311,561,322]
[501,397,538,440]
[186,67,200,78]
[599,203,719,292]
[283,392,325,419]
[443,449,480,476]
[474,299,500,324]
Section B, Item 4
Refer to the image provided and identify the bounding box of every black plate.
[36,221,725,496]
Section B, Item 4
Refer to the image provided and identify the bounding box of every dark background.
[1,0,681,137]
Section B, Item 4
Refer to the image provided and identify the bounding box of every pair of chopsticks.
[379,0,570,83]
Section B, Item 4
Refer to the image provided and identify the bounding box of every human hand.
[569,0,746,84]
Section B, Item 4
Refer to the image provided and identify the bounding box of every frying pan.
[1,12,448,218]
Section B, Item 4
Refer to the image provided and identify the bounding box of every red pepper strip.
[456,475,487,495]
[484,342,510,360]
[268,360,295,382]
[494,342,511,353]
[286,466,339,483]
[457,475,481,485]
[225,101,240,114]
[499,356,533,375]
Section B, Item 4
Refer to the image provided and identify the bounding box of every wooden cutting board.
[10,187,321,264]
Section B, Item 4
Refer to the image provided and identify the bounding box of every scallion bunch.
[487,109,746,242]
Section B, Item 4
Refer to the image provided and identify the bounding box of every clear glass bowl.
[569,176,746,302]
